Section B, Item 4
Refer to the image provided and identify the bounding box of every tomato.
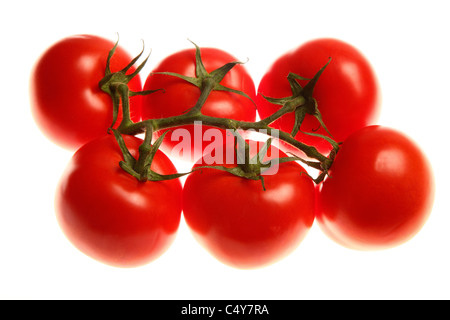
[141,47,257,162]
[55,134,182,268]
[256,38,381,155]
[182,139,315,269]
[316,126,435,250]
[30,34,143,151]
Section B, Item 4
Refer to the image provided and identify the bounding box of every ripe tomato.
[182,139,315,269]
[55,134,182,268]
[256,38,381,155]
[316,126,435,250]
[141,47,257,162]
[30,34,143,151]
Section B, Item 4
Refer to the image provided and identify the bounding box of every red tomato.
[182,139,315,269]
[30,35,143,151]
[316,126,435,250]
[55,134,182,268]
[142,47,257,162]
[256,38,381,155]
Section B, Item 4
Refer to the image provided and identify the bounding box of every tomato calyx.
[194,133,275,190]
[98,37,161,130]
[259,58,339,152]
[151,40,256,114]
[112,129,190,182]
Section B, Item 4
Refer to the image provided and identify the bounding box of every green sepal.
[123,44,149,82]
[288,72,311,81]
[313,107,332,134]
[208,58,255,105]
[213,83,256,107]
[291,107,307,137]
[112,129,144,180]
[210,60,246,83]
[142,131,194,182]
[150,71,201,87]
[104,35,120,77]
[112,129,136,168]
[189,39,208,78]
[287,72,309,95]
[259,94,292,106]
[129,88,164,97]
[142,130,167,172]
[251,137,273,167]
[300,129,340,151]
[301,58,331,99]
[147,170,193,182]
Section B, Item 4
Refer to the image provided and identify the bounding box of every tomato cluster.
[30,34,435,269]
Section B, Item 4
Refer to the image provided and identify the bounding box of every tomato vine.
[99,38,337,185]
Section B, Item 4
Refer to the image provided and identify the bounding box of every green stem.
[109,71,331,170]
[116,84,134,131]
[134,122,154,181]
[119,113,329,164]
[101,40,337,183]
[190,77,216,114]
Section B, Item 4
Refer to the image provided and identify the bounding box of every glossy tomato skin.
[30,35,143,151]
[316,126,435,250]
[55,134,182,268]
[142,47,257,162]
[256,38,381,155]
[182,141,315,269]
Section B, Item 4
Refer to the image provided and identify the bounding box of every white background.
[1,0,449,300]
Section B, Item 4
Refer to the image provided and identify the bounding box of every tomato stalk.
[100,40,338,183]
